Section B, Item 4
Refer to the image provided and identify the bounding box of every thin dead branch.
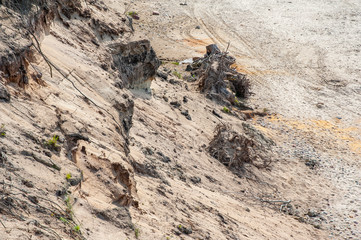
[0,218,6,229]
[29,31,53,77]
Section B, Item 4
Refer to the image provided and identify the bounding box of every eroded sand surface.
[1,0,360,239]
[125,0,361,239]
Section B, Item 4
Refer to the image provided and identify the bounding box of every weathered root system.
[194,44,250,106]
[208,124,272,172]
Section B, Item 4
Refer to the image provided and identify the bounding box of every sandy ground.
[1,0,360,239]
[124,0,361,239]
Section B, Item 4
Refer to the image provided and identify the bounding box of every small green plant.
[134,228,140,239]
[128,11,137,17]
[222,106,230,113]
[128,11,139,19]
[59,217,68,224]
[66,173,72,180]
[234,97,240,106]
[64,195,73,216]
[263,108,269,113]
[171,62,179,65]
[0,124,6,137]
[47,135,59,148]
[173,71,182,79]
[74,225,80,232]
[65,195,71,205]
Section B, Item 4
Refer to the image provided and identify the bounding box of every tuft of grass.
[66,173,72,180]
[59,217,68,224]
[234,97,240,106]
[173,71,182,79]
[47,135,59,148]
[222,106,230,113]
[263,108,269,113]
[171,62,179,65]
[135,228,140,239]
[64,195,73,217]
[0,124,6,137]
[128,11,137,16]
[128,11,139,19]
[65,195,71,205]
[74,225,80,232]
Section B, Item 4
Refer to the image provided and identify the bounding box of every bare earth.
[1,0,360,240]
[129,0,361,239]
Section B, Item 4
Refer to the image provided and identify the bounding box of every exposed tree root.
[191,44,250,107]
[208,123,272,172]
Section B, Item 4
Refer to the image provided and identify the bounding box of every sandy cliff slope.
[0,0,360,240]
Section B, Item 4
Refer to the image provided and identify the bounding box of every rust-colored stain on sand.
[182,38,213,54]
[231,63,289,77]
[266,115,361,155]
[183,38,213,47]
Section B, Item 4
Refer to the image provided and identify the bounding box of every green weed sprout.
[66,173,72,180]
[0,124,6,137]
[128,11,137,16]
[173,71,182,79]
[59,217,68,224]
[47,135,59,148]
[135,228,140,239]
[234,97,240,106]
[222,107,230,113]
[74,225,80,232]
[64,195,73,217]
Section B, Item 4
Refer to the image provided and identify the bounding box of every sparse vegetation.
[128,11,139,20]
[74,225,80,232]
[66,173,72,180]
[59,217,69,224]
[173,71,182,79]
[134,228,140,239]
[56,194,85,238]
[176,224,192,235]
[46,135,59,148]
[171,62,179,65]
[234,97,240,106]
[222,106,230,113]
[64,195,73,217]
[0,124,6,137]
